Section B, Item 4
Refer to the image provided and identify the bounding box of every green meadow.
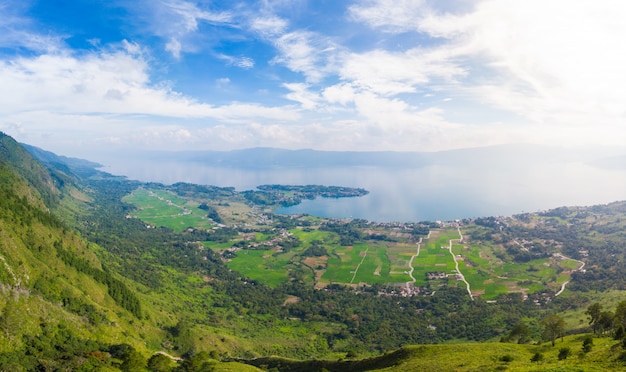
[226,249,292,287]
[123,187,214,232]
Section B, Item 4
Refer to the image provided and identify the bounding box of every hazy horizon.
[87,143,626,222]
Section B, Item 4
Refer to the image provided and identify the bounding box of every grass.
[243,334,625,371]
[226,249,291,287]
[123,188,213,233]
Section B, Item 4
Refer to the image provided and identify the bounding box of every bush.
[582,336,593,353]
[558,347,571,360]
[530,352,544,363]
[499,354,514,363]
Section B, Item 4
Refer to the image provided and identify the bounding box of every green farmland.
[123,186,584,300]
[123,187,215,232]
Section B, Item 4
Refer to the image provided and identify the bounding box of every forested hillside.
[3,131,626,371]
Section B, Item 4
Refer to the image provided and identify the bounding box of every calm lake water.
[99,156,626,222]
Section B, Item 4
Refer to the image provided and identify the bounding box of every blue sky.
[1,0,625,158]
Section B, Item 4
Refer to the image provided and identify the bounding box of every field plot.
[409,230,457,287]
[226,249,292,287]
[289,228,336,245]
[123,188,214,232]
[449,229,584,299]
[320,241,421,286]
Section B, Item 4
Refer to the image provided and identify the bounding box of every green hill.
[0,133,261,370]
[244,334,624,371]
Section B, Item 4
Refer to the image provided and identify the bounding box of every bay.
[99,156,626,222]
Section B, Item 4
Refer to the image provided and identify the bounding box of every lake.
[99,155,626,222]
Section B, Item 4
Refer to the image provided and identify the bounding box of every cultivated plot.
[123,188,214,232]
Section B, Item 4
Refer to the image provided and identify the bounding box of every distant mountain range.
[112,143,626,169]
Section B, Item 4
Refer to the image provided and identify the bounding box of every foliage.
[586,302,603,333]
[557,346,571,360]
[0,321,118,371]
[56,244,142,317]
[542,314,566,347]
[147,353,176,372]
[582,336,593,353]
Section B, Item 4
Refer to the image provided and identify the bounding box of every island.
[241,184,369,207]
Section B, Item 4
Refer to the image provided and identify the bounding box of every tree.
[542,314,566,347]
[506,322,530,344]
[530,352,544,363]
[598,311,615,335]
[120,349,146,372]
[586,303,602,333]
[147,353,174,372]
[614,300,626,330]
[178,351,216,372]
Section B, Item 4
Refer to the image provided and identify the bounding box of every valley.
[2,132,626,371]
[123,184,585,301]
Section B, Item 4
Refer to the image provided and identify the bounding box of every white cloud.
[339,48,465,96]
[217,54,256,69]
[272,31,335,83]
[142,0,234,58]
[0,49,300,121]
[216,77,230,86]
[162,0,232,32]
[283,83,319,109]
[165,38,182,59]
[349,0,626,144]
[0,3,66,52]
[349,0,428,33]
[322,84,356,106]
[235,56,255,69]
[250,15,288,37]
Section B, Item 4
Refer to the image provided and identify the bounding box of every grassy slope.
[0,141,159,354]
[246,334,623,371]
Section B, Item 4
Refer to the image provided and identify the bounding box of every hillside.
[3,132,626,370]
[0,133,261,371]
[244,334,625,371]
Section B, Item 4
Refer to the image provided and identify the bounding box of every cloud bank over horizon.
[1,0,625,158]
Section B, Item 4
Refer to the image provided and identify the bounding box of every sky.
[1,0,626,159]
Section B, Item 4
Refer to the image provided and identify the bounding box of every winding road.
[554,254,586,297]
[447,227,474,300]
[406,230,430,285]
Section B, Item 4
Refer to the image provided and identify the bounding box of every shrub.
[582,336,593,353]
